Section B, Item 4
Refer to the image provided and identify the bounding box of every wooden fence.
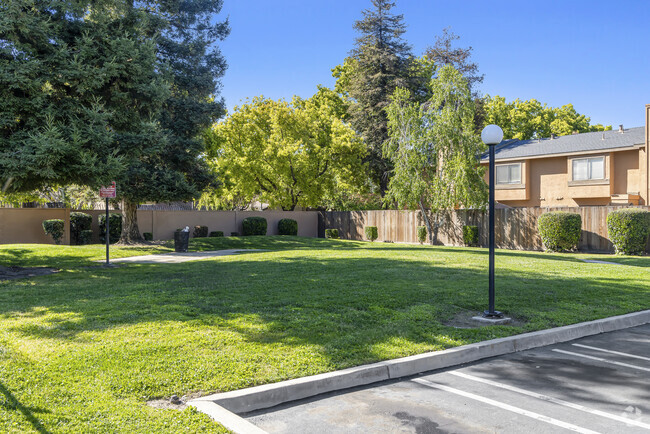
[319,206,650,253]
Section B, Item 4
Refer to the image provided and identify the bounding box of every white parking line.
[572,343,650,362]
[552,349,650,372]
[449,371,650,430]
[412,378,601,434]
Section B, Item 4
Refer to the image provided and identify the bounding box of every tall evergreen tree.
[0,1,134,193]
[337,0,416,195]
[425,27,484,97]
[118,1,230,242]
[0,1,229,243]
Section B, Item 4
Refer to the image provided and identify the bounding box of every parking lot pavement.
[245,324,650,433]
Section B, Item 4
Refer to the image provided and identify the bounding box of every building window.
[496,163,521,185]
[572,157,604,181]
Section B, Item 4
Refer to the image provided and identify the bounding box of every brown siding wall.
[321,206,650,253]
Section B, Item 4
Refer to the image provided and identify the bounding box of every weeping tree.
[384,64,487,243]
[0,1,229,244]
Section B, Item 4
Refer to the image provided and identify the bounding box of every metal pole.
[105,197,110,266]
[485,144,501,318]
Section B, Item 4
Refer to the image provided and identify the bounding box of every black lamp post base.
[483,310,504,319]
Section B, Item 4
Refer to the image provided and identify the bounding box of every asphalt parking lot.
[245,324,650,433]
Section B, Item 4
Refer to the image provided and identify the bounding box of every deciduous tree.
[203,88,368,211]
[482,96,611,140]
[385,65,487,243]
[0,1,229,243]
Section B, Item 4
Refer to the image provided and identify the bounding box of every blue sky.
[217,1,649,129]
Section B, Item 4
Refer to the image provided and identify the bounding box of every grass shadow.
[0,382,51,434]
[2,250,646,367]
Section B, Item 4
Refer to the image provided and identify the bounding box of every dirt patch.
[443,309,527,329]
[147,392,205,410]
[0,266,59,280]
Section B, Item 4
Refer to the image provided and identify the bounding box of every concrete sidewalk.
[109,249,267,264]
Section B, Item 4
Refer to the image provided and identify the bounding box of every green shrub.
[143,232,153,241]
[99,213,122,244]
[278,218,298,236]
[42,219,65,244]
[79,230,93,245]
[193,225,208,238]
[417,226,427,244]
[365,226,378,242]
[325,229,339,239]
[537,211,582,252]
[70,212,92,245]
[607,208,650,255]
[242,217,267,236]
[463,225,479,247]
[209,231,224,237]
[231,232,240,236]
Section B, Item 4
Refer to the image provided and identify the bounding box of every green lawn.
[0,237,648,433]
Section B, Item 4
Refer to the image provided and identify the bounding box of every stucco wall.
[484,149,644,208]
[0,208,70,244]
[0,209,319,245]
[612,149,639,194]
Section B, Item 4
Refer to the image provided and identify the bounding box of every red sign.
[99,181,116,198]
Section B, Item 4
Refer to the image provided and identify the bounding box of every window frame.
[495,162,523,186]
[571,156,606,182]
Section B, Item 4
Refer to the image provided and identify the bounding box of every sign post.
[99,182,117,266]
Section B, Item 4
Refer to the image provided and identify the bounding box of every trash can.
[174,230,189,252]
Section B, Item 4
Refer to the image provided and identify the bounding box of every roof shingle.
[480,127,644,162]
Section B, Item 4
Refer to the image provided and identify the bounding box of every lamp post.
[481,125,504,318]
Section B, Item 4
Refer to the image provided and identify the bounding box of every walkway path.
[109,249,267,264]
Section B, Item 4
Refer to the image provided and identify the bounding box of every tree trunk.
[120,199,143,244]
[418,200,434,245]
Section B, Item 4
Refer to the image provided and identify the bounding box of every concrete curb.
[189,309,650,427]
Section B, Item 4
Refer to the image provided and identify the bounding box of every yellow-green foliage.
[483,95,611,140]
[202,88,368,211]
[607,208,650,255]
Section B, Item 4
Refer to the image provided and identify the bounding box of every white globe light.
[481,124,504,146]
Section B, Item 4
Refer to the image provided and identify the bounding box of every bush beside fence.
[319,206,650,253]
